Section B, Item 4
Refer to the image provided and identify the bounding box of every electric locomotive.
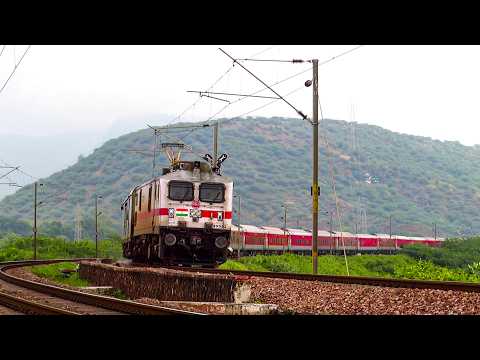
[121,145,233,266]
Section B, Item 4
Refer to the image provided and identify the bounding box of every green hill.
[1,116,479,239]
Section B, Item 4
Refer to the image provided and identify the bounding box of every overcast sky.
[1,45,480,145]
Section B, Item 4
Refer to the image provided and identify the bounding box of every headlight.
[215,236,227,249]
[164,233,177,246]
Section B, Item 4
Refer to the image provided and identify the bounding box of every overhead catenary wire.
[149,46,366,171]
[219,48,308,121]
[0,167,20,181]
[225,45,364,109]
[0,157,38,181]
[163,64,236,128]
[0,45,6,58]
[199,45,365,125]
[231,85,306,119]
[249,45,277,59]
[0,45,31,96]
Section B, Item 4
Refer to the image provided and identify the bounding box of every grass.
[30,262,91,287]
[219,253,480,282]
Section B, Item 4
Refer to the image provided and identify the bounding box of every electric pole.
[281,204,288,254]
[33,182,37,260]
[389,215,392,238]
[74,204,83,243]
[95,195,102,258]
[328,211,333,255]
[312,59,319,274]
[433,223,437,240]
[234,194,241,259]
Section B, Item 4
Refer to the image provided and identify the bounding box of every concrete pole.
[312,59,319,274]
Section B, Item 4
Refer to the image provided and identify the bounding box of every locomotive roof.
[122,161,232,202]
[161,168,232,184]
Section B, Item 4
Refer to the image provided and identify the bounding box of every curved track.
[153,264,480,293]
[0,259,204,315]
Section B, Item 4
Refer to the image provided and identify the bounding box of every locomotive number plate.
[212,223,225,229]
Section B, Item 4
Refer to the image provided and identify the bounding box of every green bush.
[220,253,480,283]
[0,234,124,261]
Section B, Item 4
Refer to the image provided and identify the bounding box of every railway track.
[152,264,480,293]
[0,259,204,315]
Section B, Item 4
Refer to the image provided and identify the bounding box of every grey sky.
[1,45,480,146]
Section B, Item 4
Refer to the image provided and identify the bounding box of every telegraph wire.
[0,45,5,59]
[0,45,31,96]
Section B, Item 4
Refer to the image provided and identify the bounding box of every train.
[120,139,443,266]
[229,224,444,255]
[121,156,233,267]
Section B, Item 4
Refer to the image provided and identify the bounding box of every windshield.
[168,181,194,201]
[199,183,225,203]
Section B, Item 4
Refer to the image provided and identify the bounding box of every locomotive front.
[122,160,233,267]
[158,161,233,265]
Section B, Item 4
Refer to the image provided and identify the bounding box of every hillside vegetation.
[1,116,480,238]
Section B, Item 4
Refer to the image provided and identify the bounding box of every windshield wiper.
[182,187,191,201]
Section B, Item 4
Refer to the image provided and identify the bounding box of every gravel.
[248,277,480,315]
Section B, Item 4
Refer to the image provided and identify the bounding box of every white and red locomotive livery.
[230,225,443,255]
[122,160,233,266]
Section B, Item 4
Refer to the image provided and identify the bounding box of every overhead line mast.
[217,48,319,273]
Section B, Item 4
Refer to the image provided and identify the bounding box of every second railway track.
[0,259,204,315]
[151,263,480,293]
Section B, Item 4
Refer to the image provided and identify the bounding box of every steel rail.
[0,291,80,315]
[0,259,204,315]
[157,264,480,293]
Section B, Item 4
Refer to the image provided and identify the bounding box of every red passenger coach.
[288,228,312,251]
[376,234,396,251]
[229,224,445,256]
[333,232,357,251]
[262,226,289,251]
[357,234,380,251]
[396,235,415,247]
[318,230,335,252]
[241,225,267,251]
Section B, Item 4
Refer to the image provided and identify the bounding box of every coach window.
[199,182,225,203]
[168,181,194,202]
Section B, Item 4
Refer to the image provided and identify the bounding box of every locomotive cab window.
[199,182,225,203]
[168,181,194,202]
